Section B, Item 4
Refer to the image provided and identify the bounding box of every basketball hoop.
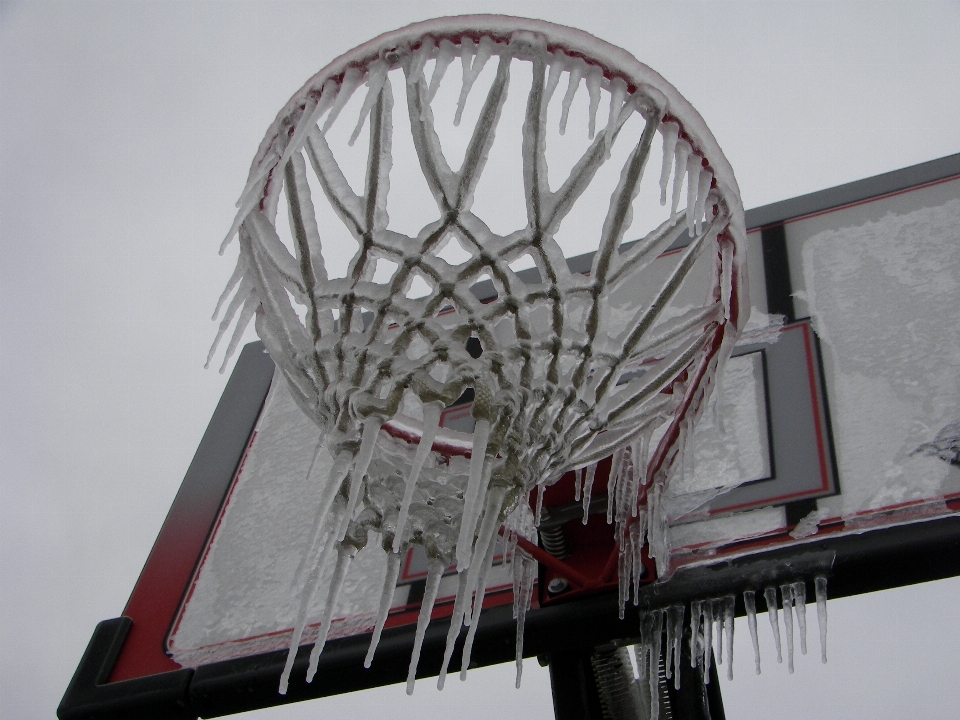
[209,15,747,698]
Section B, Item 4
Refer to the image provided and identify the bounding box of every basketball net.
[209,15,747,698]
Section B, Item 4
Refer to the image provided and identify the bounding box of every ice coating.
[212,15,746,693]
[801,198,960,518]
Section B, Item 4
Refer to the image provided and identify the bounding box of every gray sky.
[2,2,959,718]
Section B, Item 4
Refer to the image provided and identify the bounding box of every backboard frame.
[60,152,960,720]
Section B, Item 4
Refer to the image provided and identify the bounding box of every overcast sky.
[2,2,959,719]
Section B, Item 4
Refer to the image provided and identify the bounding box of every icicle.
[321,67,363,135]
[535,482,545,527]
[670,140,690,216]
[217,294,258,373]
[393,403,443,552]
[279,79,338,170]
[744,590,761,675]
[685,153,702,236]
[405,559,445,695]
[614,448,633,529]
[461,486,507,626]
[713,599,723,665]
[452,38,476,126]
[689,599,702,669]
[658,123,679,205]
[221,175,268,253]
[585,66,602,139]
[633,432,651,515]
[703,600,714,677]
[665,604,685,686]
[582,463,597,523]
[676,419,694,496]
[672,607,685,690]
[514,556,537,688]
[407,37,435,86]
[364,551,402,668]
[544,53,567,109]
[815,576,828,663]
[559,58,585,135]
[278,503,342,695]
[426,39,456,104]
[780,583,795,673]
[604,77,627,148]
[291,448,351,588]
[621,439,642,523]
[211,258,245,321]
[459,533,501,680]
[206,278,253,369]
[437,571,473,688]
[503,525,518,571]
[349,60,389,146]
[306,543,358,682]
[454,37,493,125]
[337,419,382,542]
[618,542,629,619]
[720,236,734,321]
[694,169,713,235]
[631,512,646,604]
[764,586,783,664]
[637,614,651,680]
[607,446,625,524]
[792,581,808,656]
[574,466,583,502]
[722,596,735,681]
[456,417,491,570]
[647,610,663,720]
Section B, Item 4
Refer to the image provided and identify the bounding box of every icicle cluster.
[210,16,747,696]
[690,577,829,685]
[632,578,828,719]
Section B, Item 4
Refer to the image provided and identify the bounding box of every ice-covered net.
[210,15,747,696]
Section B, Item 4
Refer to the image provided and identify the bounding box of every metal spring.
[590,646,646,720]
[538,524,571,559]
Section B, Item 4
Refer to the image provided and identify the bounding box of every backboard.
[60,152,960,720]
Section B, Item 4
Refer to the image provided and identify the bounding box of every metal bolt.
[547,577,570,595]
